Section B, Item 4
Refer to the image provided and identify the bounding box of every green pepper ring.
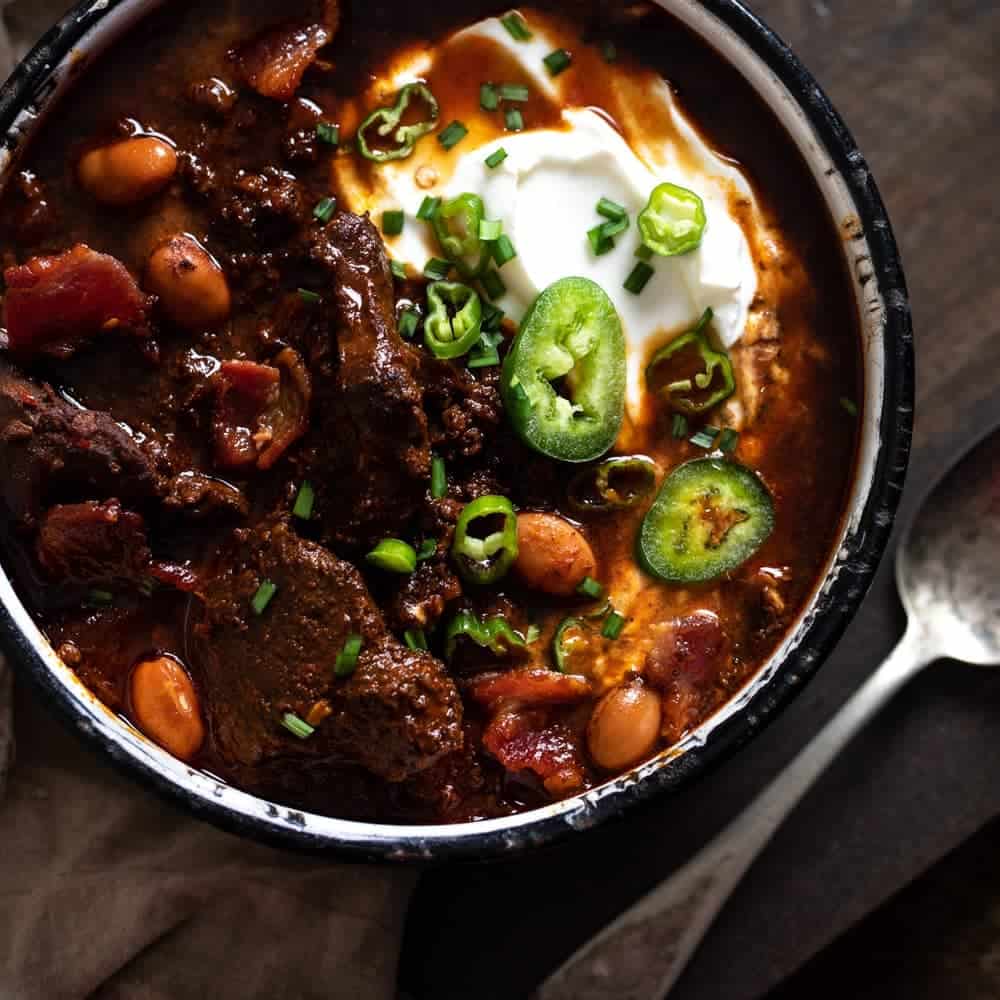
[638,181,707,257]
[451,495,519,585]
[357,82,440,163]
[638,457,775,584]
[424,281,483,360]
[431,193,493,278]
[567,455,658,513]
[444,609,526,660]
[646,311,735,415]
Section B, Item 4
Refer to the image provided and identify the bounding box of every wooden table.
[401,2,1000,997]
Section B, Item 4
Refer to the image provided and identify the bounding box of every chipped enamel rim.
[0,0,912,861]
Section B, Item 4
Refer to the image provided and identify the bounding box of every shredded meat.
[3,244,151,359]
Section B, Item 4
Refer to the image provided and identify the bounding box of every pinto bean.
[145,234,231,330]
[77,136,177,206]
[129,655,205,761]
[587,681,662,771]
[514,512,597,596]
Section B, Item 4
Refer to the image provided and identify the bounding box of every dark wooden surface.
[401,2,1000,997]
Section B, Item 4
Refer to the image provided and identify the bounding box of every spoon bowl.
[898,427,1000,666]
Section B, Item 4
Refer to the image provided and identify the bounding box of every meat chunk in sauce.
[195,521,462,782]
[3,244,151,359]
[306,211,430,549]
[36,500,150,586]
[0,360,157,524]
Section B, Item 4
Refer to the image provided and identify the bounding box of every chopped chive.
[624,260,654,295]
[635,243,654,261]
[398,308,419,339]
[587,223,615,256]
[543,48,572,76]
[499,82,530,102]
[481,301,505,331]
[251,579,277,615]
[719,428,740,452]
[382,209,405,236]
[404,628,428,651]
[485,147,508,169]
[313,196,336,223]
[334,633,364,677]
[390,259,408,280]
[479,219,503,241]
[480,82,499,111]
[430,455,447,499]
[597,197,627,221]
[468,329,504,368]
[492,234,517,267]
[500,11,532,41]
[438,120,469,150]
[365,539,417,574]
[316,122,340,146]
[525,624,541,644]
[416,538,438,561]
[281,712,315,739]
[481,268,507,300]
[292,480,315,520]
[576,575,604,600]
[87,588,113,606]
[689,426,719,450]
[671,413,689,439]
[601,40,618,63]
[423,257,452,281]
[602,611,625,640]
[417,196,441,221]
[298,288,321,305]
[840,397,858,417]
[505,108,524,132]
[600,216,629,239]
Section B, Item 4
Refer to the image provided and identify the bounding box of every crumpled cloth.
[0,4,415,998]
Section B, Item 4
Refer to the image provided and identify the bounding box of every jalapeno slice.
[638,182,706,257]
[451,495,518,584]
[444,609,526,659]
[568,456,657,513]
[552,616,589,672]
[646,309,735,414]
[501,277,626,463]
[430,193,492,278]
[424,281,483,359]
[639,458,774,583]
[357,83,440,163]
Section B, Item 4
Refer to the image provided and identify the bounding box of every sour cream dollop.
[336,15,761,422]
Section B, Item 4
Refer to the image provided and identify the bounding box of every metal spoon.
[537,426,1000,1000]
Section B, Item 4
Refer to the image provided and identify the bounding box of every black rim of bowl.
[0,0,914,862]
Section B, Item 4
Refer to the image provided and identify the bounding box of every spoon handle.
[536,626,930,1000]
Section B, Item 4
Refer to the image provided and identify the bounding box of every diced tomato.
[213,349,311,471]
[483,708,587,797]
[465,667,591,710]
[236,22,333,101]
[4,244,151,358]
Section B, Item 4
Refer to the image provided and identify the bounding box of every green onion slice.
[281,712,315,739]
[597,197,627,221]
[365,539,418,574]
[481,268,507,300]
[505,108,524,132]
[292,481,315,520]
[624,260,654,295]
[316,122,340,146]
[576,575,603,600]
[430,456,447,499]
[601,611,625,640]
[398,308,419,339]
[423,257,453,281]
[499,83,529,102]
[500,11,532,41]
[314,196,336,222]
[671,413,689,439]
[416,538,437,561]
[417,196,442,220]
[480,82,499,111]
[485,147,508,169]
[334,633,364,677]
[719,428,740,452]
[251,580,277,615]
[382,209,405,236]
[543,49,572,76]
[404,628,428,651]
[468,329,504,369]
[479,219,503,241]
[689,426,719,449]
[298,288,321,305]
[492,234,517,267]
[438,120,469,150]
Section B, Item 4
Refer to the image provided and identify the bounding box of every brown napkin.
[0,670,416,1000]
